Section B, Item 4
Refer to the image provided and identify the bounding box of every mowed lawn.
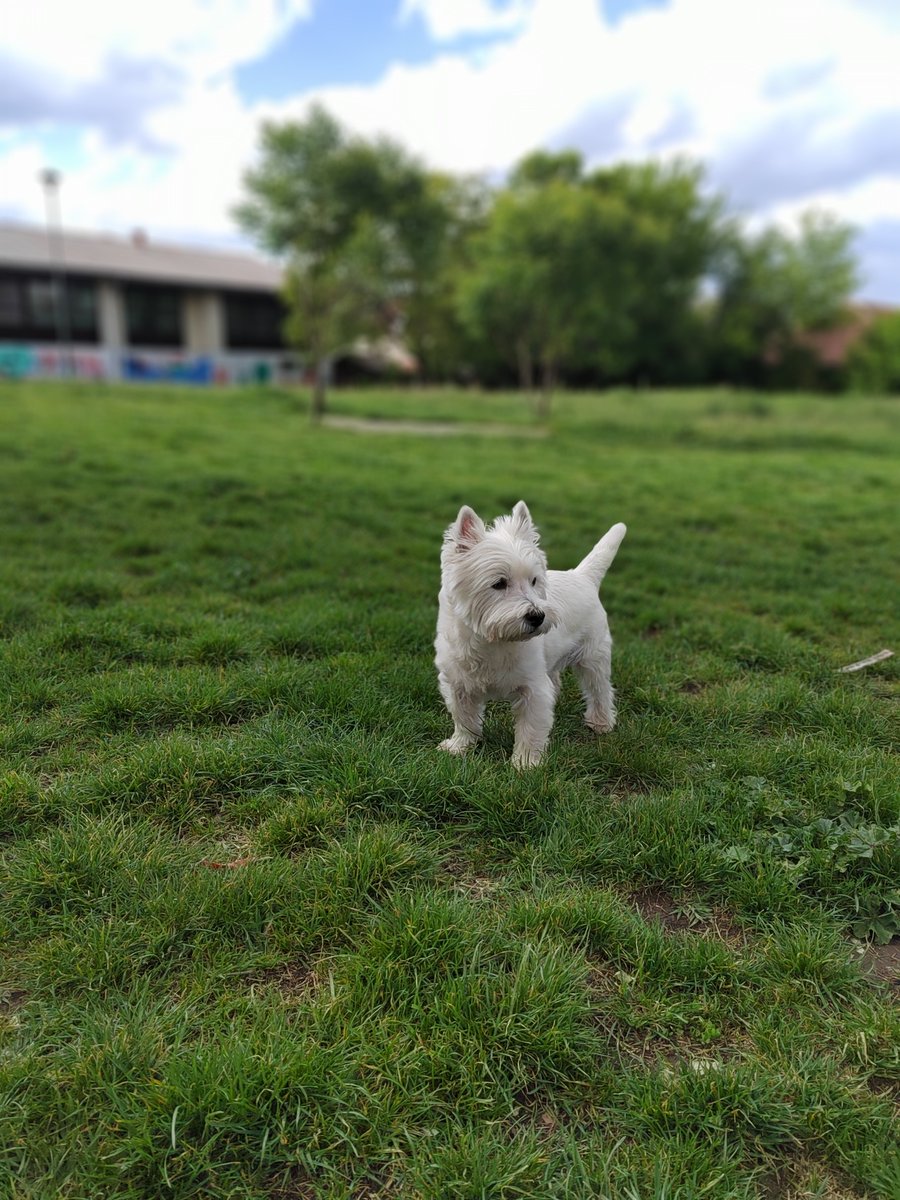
[0,381,898,1199]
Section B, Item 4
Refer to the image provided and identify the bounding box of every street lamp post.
[39,168,73,378]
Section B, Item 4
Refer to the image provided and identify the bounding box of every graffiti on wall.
[0,345,109,380]
[122,355,215,384]
[0,343,300,386]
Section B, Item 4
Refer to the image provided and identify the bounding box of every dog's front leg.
[438,683,484,756]
[511,678,555,769]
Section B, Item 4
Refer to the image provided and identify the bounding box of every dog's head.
[441,501,557,642]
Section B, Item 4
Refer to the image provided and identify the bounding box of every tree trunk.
[310,357,329,421]
[516,338,534,393]
[537,356,555,420]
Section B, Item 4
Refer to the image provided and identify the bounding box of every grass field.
[0,381,898,1199]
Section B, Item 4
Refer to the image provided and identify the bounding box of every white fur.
[435,501,626,768]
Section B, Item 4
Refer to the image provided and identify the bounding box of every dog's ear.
[511,500,539,542]
[450,505,485,551]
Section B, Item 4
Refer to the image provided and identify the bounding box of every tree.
[509,149,584,189]
[400,173,490,382]
[235,105,450,415]
[458,154,724,402]
[847,311,900,393]
[711,211,859,385]
[282,217,403,418]
[584,160,725,384]
[460,179,647,411]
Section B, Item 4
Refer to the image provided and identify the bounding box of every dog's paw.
[511,747,544,770]
[439,737,471,756]
[585,713,615,734]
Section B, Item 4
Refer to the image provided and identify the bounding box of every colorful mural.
[0,343,300,386]
[122,354,214,384]
[0,344,110,380]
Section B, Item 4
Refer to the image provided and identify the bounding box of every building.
[795,303,894,369]
[0,221,302,384]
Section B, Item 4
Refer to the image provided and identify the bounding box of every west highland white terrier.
[435,501,626,768]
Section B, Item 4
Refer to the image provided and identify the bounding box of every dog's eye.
[531,577,537,586]
[492,579,508,590]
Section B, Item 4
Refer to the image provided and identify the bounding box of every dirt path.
[321,414,547,438]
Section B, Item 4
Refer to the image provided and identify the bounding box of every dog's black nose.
[525,609,545,628]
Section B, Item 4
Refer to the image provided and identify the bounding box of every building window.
[0,271,98,342]
[68,283,98,339]
[125,285,183,347]
[27,279,59,332]
[224,291,286,350]
[0,278,23,328]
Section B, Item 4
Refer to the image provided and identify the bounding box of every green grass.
[0,380,898,1199]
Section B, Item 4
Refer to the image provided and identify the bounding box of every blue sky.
[2,0,899,300]
[236,0,666,98]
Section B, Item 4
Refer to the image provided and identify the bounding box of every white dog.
[435,501,626,768]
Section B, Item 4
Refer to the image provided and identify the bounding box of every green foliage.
[281,215,397,376]
[459,157,730,399]
[509,148,585,188]
[401,172,491,381]
[458,179,636,403]
[719,776,899,927]
[713,211,859,385]
[1,382,898,1198]
[586,160,727,383]
[236,104,457,410]
[847,309,900,393]
[236,106,864,395]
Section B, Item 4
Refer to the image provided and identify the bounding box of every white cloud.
[398,0,532,41]
[4,0,313,85]
[275,0,611,174]
[2,0,900,299]
[767,178,900,234]
[261,0,900,187]
[0,0,308,240]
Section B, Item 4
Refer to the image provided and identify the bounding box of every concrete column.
[184,291,224,355]
[97,280,126,377]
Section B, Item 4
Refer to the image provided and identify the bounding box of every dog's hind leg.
[573,639,616,734]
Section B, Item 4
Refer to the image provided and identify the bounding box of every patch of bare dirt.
[632,887,694,932]
[630,887,745,945]
[441,856,504,901]
[865,1074,899,1101]
[678,679,706,695]
[267,1169,316,1200]
[758,1158,862,1200]
[859,939,900,987]
[266,1165,394,1198]
[0,989,27,1015]
[249,961,321,1000]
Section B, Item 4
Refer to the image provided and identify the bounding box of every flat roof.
[0,222,283,292]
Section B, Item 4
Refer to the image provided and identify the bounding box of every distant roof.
[0,222,283,292]
[799,303,895,367]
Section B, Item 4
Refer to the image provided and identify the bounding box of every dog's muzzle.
[524,609,545,630]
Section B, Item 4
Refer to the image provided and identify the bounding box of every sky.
[2,0,899,301]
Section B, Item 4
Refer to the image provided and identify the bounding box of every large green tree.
[235,105,452,414]
[585,160,725,384]
[711,211,859,385]
[458,153,724,401]
[400,173,490,382]
[460,179,644,411]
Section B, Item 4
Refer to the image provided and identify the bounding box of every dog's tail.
[575,523,627,589]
